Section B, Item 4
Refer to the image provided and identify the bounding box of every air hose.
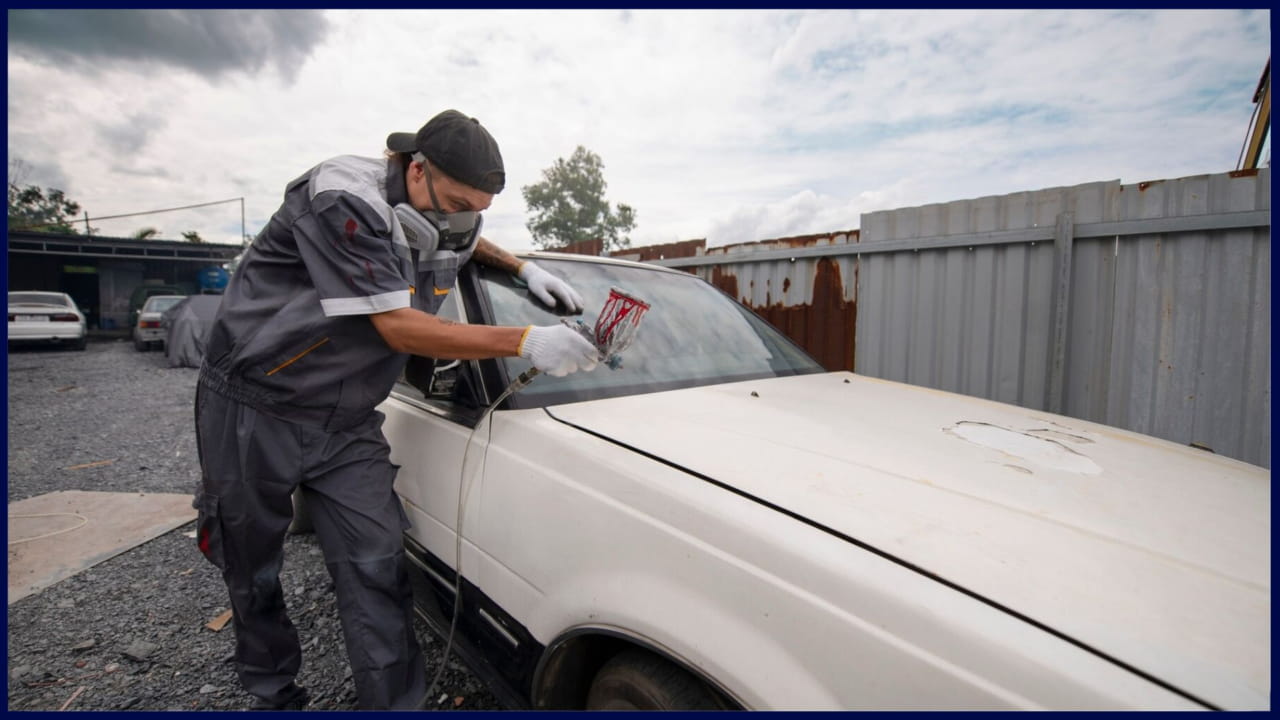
[419,288,649,708]
[420,371,529,709]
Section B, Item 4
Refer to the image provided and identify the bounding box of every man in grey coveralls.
[193,110,598,710]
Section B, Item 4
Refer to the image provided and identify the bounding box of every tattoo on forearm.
[472,237,522,275]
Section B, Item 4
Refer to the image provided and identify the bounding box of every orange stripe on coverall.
[265,338,331,376]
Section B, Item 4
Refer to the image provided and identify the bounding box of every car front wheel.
[585,649,725,710]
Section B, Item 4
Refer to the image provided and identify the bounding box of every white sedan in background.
[7,291,88,351]
[373,253,1269,711]
[132,294,186,352]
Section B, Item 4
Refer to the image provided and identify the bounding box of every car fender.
[529,572,835,709]
[470,409,1203,711]
[475,412,997,709]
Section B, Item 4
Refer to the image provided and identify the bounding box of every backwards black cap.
[387,110,505,194]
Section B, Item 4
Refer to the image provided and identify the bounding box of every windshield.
[144,296,185,313]
[9,292,71,307]
[478,257,823,407]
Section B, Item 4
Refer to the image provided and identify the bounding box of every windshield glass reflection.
[479,258,823,407]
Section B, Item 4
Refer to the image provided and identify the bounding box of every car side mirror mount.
[403,355,482,410]
[427,359,461,398]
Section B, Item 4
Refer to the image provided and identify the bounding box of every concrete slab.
[8,490,197,605]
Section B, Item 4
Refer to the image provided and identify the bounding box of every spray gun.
[510,287,651,390]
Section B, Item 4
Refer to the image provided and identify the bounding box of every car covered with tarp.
[161,294,222,368]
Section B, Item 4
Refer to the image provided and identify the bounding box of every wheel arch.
[531,626,745,710]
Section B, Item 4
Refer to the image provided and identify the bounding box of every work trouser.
[193,386,426,710]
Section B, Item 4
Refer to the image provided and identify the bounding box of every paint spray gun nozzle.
[513,287,650,390]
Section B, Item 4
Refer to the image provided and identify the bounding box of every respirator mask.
[393,203,481,255]
[394,152,482,255]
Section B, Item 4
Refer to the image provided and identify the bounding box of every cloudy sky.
[6,9,1271,250]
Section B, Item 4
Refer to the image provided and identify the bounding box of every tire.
[134,337,147,352]
[73,336,88,351]
[585,649,724,710]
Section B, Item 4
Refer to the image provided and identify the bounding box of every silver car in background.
[7,291,88,351]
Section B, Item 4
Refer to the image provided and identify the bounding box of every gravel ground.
[6,338,502,711]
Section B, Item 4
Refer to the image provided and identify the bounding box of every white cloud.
[6,9,1270,250]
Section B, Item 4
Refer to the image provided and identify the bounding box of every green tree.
[522,146,636,251]
[7,183,83,234]
[182,230,205,243]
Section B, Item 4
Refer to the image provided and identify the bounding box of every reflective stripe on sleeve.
[320,289,412,317]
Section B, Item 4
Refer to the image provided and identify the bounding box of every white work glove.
[518,261,584,313]
[518,325,599,377]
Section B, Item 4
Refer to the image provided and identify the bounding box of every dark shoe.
[249,684,310,711]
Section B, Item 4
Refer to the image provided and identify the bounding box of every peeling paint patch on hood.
[945,421,1102,475]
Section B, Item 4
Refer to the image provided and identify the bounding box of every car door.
[385,287,491,575]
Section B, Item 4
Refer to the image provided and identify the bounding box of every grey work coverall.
[193,154,471,710]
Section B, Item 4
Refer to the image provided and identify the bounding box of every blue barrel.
[198,265,230,292]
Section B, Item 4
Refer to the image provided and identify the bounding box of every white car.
[132,294,186,351]
[7,291,88,351]
[378,253,1269,711]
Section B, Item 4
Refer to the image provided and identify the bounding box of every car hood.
[545,372,1270,709]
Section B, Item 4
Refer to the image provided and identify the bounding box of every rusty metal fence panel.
[688,232,860,372]
[650,168,1270,468]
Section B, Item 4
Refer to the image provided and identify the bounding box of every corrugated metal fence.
[646,169,1271,468]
